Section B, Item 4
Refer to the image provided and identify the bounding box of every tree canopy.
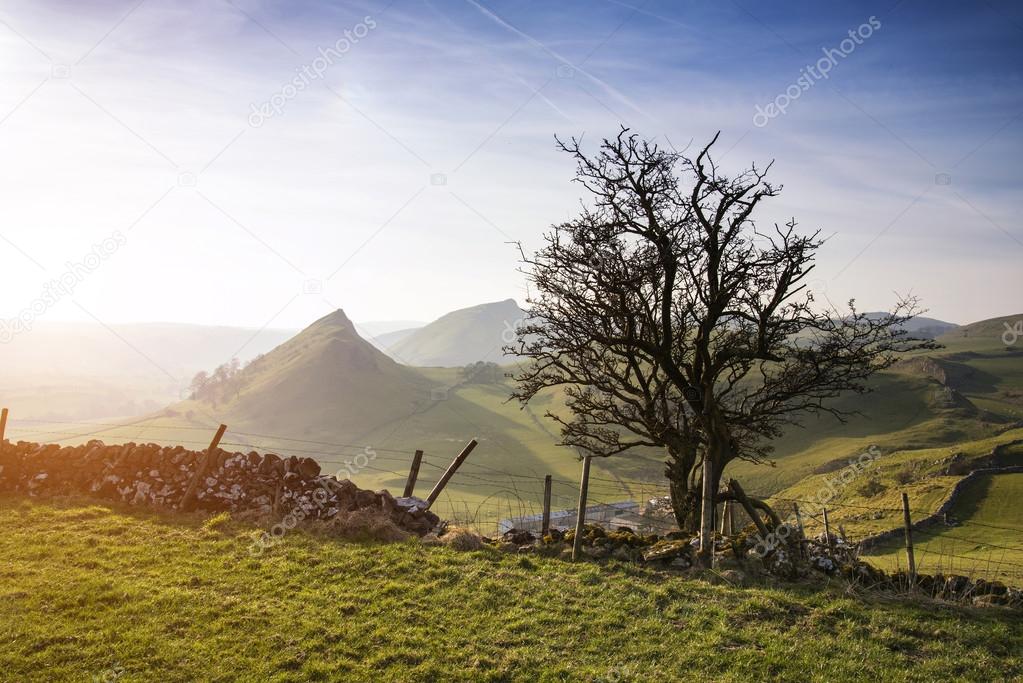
[510,129,934,551]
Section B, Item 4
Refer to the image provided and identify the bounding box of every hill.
[386,299,525,367]
[353,320,424,352]
[863,312,959,339]
[938,313,1023,352]
[2,496,1020,681]
[363,326,421,352]
[174,309,435,442]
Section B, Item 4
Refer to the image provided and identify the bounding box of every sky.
[0,0,1021,333]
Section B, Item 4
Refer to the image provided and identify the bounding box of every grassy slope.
[929,314,1023,420]
[864,471,1023,581]
[387,299,524,367]
[5,314,1020,534]
[767,427,1023,582]
[2,496,1021,682]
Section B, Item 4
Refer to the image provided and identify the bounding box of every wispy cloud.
[0,0,1019,326]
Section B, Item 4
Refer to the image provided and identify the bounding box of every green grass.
[864,472,1023,582]
[769,428,1021,519]
[2,496,1022,682]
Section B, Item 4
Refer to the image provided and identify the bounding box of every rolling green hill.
[5,311,1021,539]
[386,299,524,367]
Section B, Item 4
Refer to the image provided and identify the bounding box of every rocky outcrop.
[0,439,439,535]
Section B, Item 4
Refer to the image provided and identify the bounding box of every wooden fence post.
[0,407,8,444]
[793,503,807,557]
[719,500,733,535]
[902,492,917,586]
[822,506,834,555]
[571,456,592,562]
[425,439,477,509]
[403,449,424,498]
[541,474,552,537]
[179,424,227,512]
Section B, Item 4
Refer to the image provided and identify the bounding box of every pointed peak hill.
[194,309,432,439]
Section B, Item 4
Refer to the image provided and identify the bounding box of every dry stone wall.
[0,439,439,535]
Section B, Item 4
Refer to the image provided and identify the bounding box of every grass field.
[2,495,1022,682]
[764,428,1023,582]
[863,472,1023,582]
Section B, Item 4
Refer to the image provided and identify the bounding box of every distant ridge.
[386,299,525,367]
[357,326,422,353]
[862,312,958,339]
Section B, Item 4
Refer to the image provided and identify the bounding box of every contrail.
[463,0,650,120]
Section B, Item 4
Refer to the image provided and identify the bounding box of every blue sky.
[0,0,1020,330]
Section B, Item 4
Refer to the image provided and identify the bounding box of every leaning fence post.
[180,423,227,512]
[0,407,8,444]
[403,449,424,498]
[541,474,552,536]
[727,479,768,539]
[425,439,478,509]
[822,506,834,555]
[902,492,917,587]
[571,456,592,562]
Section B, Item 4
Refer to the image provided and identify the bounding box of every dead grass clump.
[439,526,485,551]
[314,509,411,543]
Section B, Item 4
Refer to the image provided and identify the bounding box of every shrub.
[893,469,915,485]
[857,479,887,498]
[314,509,411,543]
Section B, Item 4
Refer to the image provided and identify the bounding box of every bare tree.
[509,129,934,562]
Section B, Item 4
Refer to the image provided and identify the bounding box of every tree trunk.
[668,477,698,533]
[665,445,700,533]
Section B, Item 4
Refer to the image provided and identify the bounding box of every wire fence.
[5,415,1023,582]
[768,495,1023,581]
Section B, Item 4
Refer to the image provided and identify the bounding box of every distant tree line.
[188,355,264,405]
[461,361,501,384]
